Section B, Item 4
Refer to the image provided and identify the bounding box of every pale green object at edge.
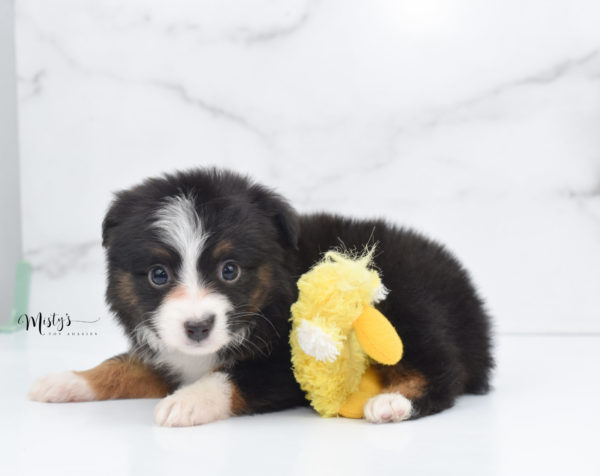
[0,260,31,332]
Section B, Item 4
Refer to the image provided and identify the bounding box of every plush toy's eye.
[220,261,241,283]
[148,265,170,287]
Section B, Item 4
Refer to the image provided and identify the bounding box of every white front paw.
[28,371,96,403]
[154,373,233,427]
[364,393,413,423]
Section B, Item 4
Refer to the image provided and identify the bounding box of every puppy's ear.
[250,185,300,249]
[102,194,127,248]
[102,204,119,248]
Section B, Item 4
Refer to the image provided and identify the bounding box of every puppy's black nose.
[184,314,216,343]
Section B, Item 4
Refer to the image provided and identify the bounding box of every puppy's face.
[103,170,298,359]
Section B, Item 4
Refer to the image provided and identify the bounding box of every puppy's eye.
[148,265,170,287]
[220,261,241,282]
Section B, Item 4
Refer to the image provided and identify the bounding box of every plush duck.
[289,249,403,418]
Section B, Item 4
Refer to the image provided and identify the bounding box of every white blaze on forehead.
[154,195,208,290]
[152,194,234,357]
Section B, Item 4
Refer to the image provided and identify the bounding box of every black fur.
[103,168,493,418]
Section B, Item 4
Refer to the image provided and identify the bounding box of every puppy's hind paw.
[28,371,96,403]
[364,393,413,424]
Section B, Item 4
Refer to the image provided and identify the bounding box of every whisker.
[228,308,281,338]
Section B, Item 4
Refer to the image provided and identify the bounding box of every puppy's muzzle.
[184,314,216,343]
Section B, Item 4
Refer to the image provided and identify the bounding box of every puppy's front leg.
[153,372,243,427]
[29,354,170,402]
[154,356,308,427]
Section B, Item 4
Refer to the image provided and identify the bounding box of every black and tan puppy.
[29,168,493,426]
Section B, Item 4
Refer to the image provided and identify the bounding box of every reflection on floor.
[1,333,598,476]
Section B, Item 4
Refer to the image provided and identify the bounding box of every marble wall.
[16,0,600,338]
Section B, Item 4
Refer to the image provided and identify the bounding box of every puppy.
[29,168,493,426]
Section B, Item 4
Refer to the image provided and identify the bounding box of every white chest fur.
[153,349,217,385]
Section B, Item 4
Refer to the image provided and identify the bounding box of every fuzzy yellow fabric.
[289,250,403,418]
[338,366,383,418]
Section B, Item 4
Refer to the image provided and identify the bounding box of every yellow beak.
[353,305,403,365]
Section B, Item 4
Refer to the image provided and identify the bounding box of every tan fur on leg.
[75,354,170,399]
[29,354,170,402]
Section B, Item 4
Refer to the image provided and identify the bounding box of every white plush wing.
[372,283,389,304]
[296,319,340,363]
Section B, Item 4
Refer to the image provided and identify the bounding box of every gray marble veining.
[16,0,600,333]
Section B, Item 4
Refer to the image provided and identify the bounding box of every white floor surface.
[1,332,598,476]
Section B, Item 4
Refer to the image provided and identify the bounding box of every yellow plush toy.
[289,249,403,418]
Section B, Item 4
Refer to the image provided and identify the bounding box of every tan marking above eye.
[213,240,234,258]
[150,247,173,261]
